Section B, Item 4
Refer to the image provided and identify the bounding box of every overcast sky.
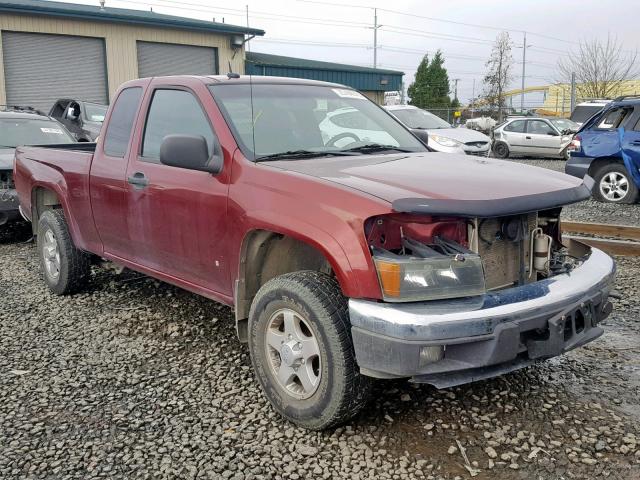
[69,0,640,105]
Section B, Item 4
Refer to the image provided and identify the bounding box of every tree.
[557,34,638,100]
[483,32,514,121]
[407,50,453,118]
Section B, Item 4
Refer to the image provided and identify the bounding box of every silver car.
[492,117,578,160]
[386,105,492,156]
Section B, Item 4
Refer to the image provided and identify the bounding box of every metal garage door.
[137,41,217,78]
[1,31,108,112]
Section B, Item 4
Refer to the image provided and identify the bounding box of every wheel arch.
[234,229,349,343]
[587,156,623,178]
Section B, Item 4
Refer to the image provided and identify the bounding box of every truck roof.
[132,74,350,90]
[208,75,348,89]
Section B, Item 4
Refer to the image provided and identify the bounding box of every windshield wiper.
[337,144,413,154]
[254,150,352,162]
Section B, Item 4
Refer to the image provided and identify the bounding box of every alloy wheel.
[599,171,629,202]
[265,308,322,400]
[42,228,61,280]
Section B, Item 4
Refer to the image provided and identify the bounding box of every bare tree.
[558,34,638,100]
[483,32,514,121]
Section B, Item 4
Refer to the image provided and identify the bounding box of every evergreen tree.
[407,50,453,119]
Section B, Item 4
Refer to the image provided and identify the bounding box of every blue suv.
[566,96,640,203]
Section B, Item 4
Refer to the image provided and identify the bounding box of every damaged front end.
[350,190,616,387]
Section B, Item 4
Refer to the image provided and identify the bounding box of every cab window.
[141,89,216,162]
[103,87,143,158]
[504,120,525,133]
[527,120,555,135]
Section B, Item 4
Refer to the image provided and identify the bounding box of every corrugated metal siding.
[0,12,244,104]
[245,63,402,92]
[137,41,217,78]
[2,31,107,111]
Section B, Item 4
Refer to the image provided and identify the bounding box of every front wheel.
[592,163,639,204]
[493,141,509,159]
[37,209,90,295]
[248,271,372,430]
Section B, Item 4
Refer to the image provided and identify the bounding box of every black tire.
[37,209,90,295]
[248,271,372,430]
[493,142,509,159]
[592,162,639,204]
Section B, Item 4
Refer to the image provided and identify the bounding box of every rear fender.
[31,180,86,250]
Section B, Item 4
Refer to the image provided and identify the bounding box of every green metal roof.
[246,52,402,75]
[245,51,403,92]
[0,0,265,36]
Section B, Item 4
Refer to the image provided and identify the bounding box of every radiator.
[470,213,537,290]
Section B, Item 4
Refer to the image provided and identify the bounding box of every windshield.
[390,108,452,129]
[570,105,606,123]
[0,118,75,148]
[83,103,108,123]
[549,118,579,131]
[209,84,426,159]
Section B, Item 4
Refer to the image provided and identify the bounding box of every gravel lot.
[2,207,640,480]
[508,158,640,226]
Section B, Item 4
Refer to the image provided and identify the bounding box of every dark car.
[566,95,640,203]
[49,99,108,142]
[0,107,76,225]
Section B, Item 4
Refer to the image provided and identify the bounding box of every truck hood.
[268,152,590,217]
[0,148,15,170]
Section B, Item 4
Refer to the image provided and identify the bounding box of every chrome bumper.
[349,247,616,384]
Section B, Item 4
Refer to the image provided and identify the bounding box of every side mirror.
[160,134,223,174]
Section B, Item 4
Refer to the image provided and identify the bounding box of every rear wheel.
[592,163,639,204]
[37,209,90,295]
[248,271,372,430]
[493,142,509,159]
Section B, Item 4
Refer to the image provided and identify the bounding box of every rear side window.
[141,89,215,161]
[504,120,525,133]
[527,120,555,135]
[597,108,632,130]
[103,87,143,157]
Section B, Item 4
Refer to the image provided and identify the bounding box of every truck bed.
[13,143,97,250]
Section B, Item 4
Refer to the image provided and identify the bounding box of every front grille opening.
[0,171,14,190]
[575,310,585,333]
[563,317,574,341]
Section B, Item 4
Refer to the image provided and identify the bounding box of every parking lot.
[1,157,639,480]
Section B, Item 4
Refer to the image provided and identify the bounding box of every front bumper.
[0,188,20,225]
[349,247,615,387]
[463,143,491,157]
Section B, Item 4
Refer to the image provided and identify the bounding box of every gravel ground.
[2,219,640,480]
[507,158,640,226]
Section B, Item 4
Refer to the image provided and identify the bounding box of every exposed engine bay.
[365,209,590,302]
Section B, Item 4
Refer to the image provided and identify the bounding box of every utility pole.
[520,32,529,114]
[452,78,460,101]
[471,78,476,115]
[246,5,250,52]
[373,8,379,68]
[570,72,576,113]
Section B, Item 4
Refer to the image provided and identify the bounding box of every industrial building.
[0,0,402,110]
[0,0,264,110]
[246,51,403,104]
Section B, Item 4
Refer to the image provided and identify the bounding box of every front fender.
[238,209,367,298]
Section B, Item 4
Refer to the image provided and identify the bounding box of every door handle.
[127,172,149,189]
[525,136,532,139]
[631,140,640,146]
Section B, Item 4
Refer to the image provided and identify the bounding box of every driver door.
[525,119,560,156]
[123,83,232,296]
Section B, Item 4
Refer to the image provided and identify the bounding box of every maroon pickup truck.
[14,75,616,430]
